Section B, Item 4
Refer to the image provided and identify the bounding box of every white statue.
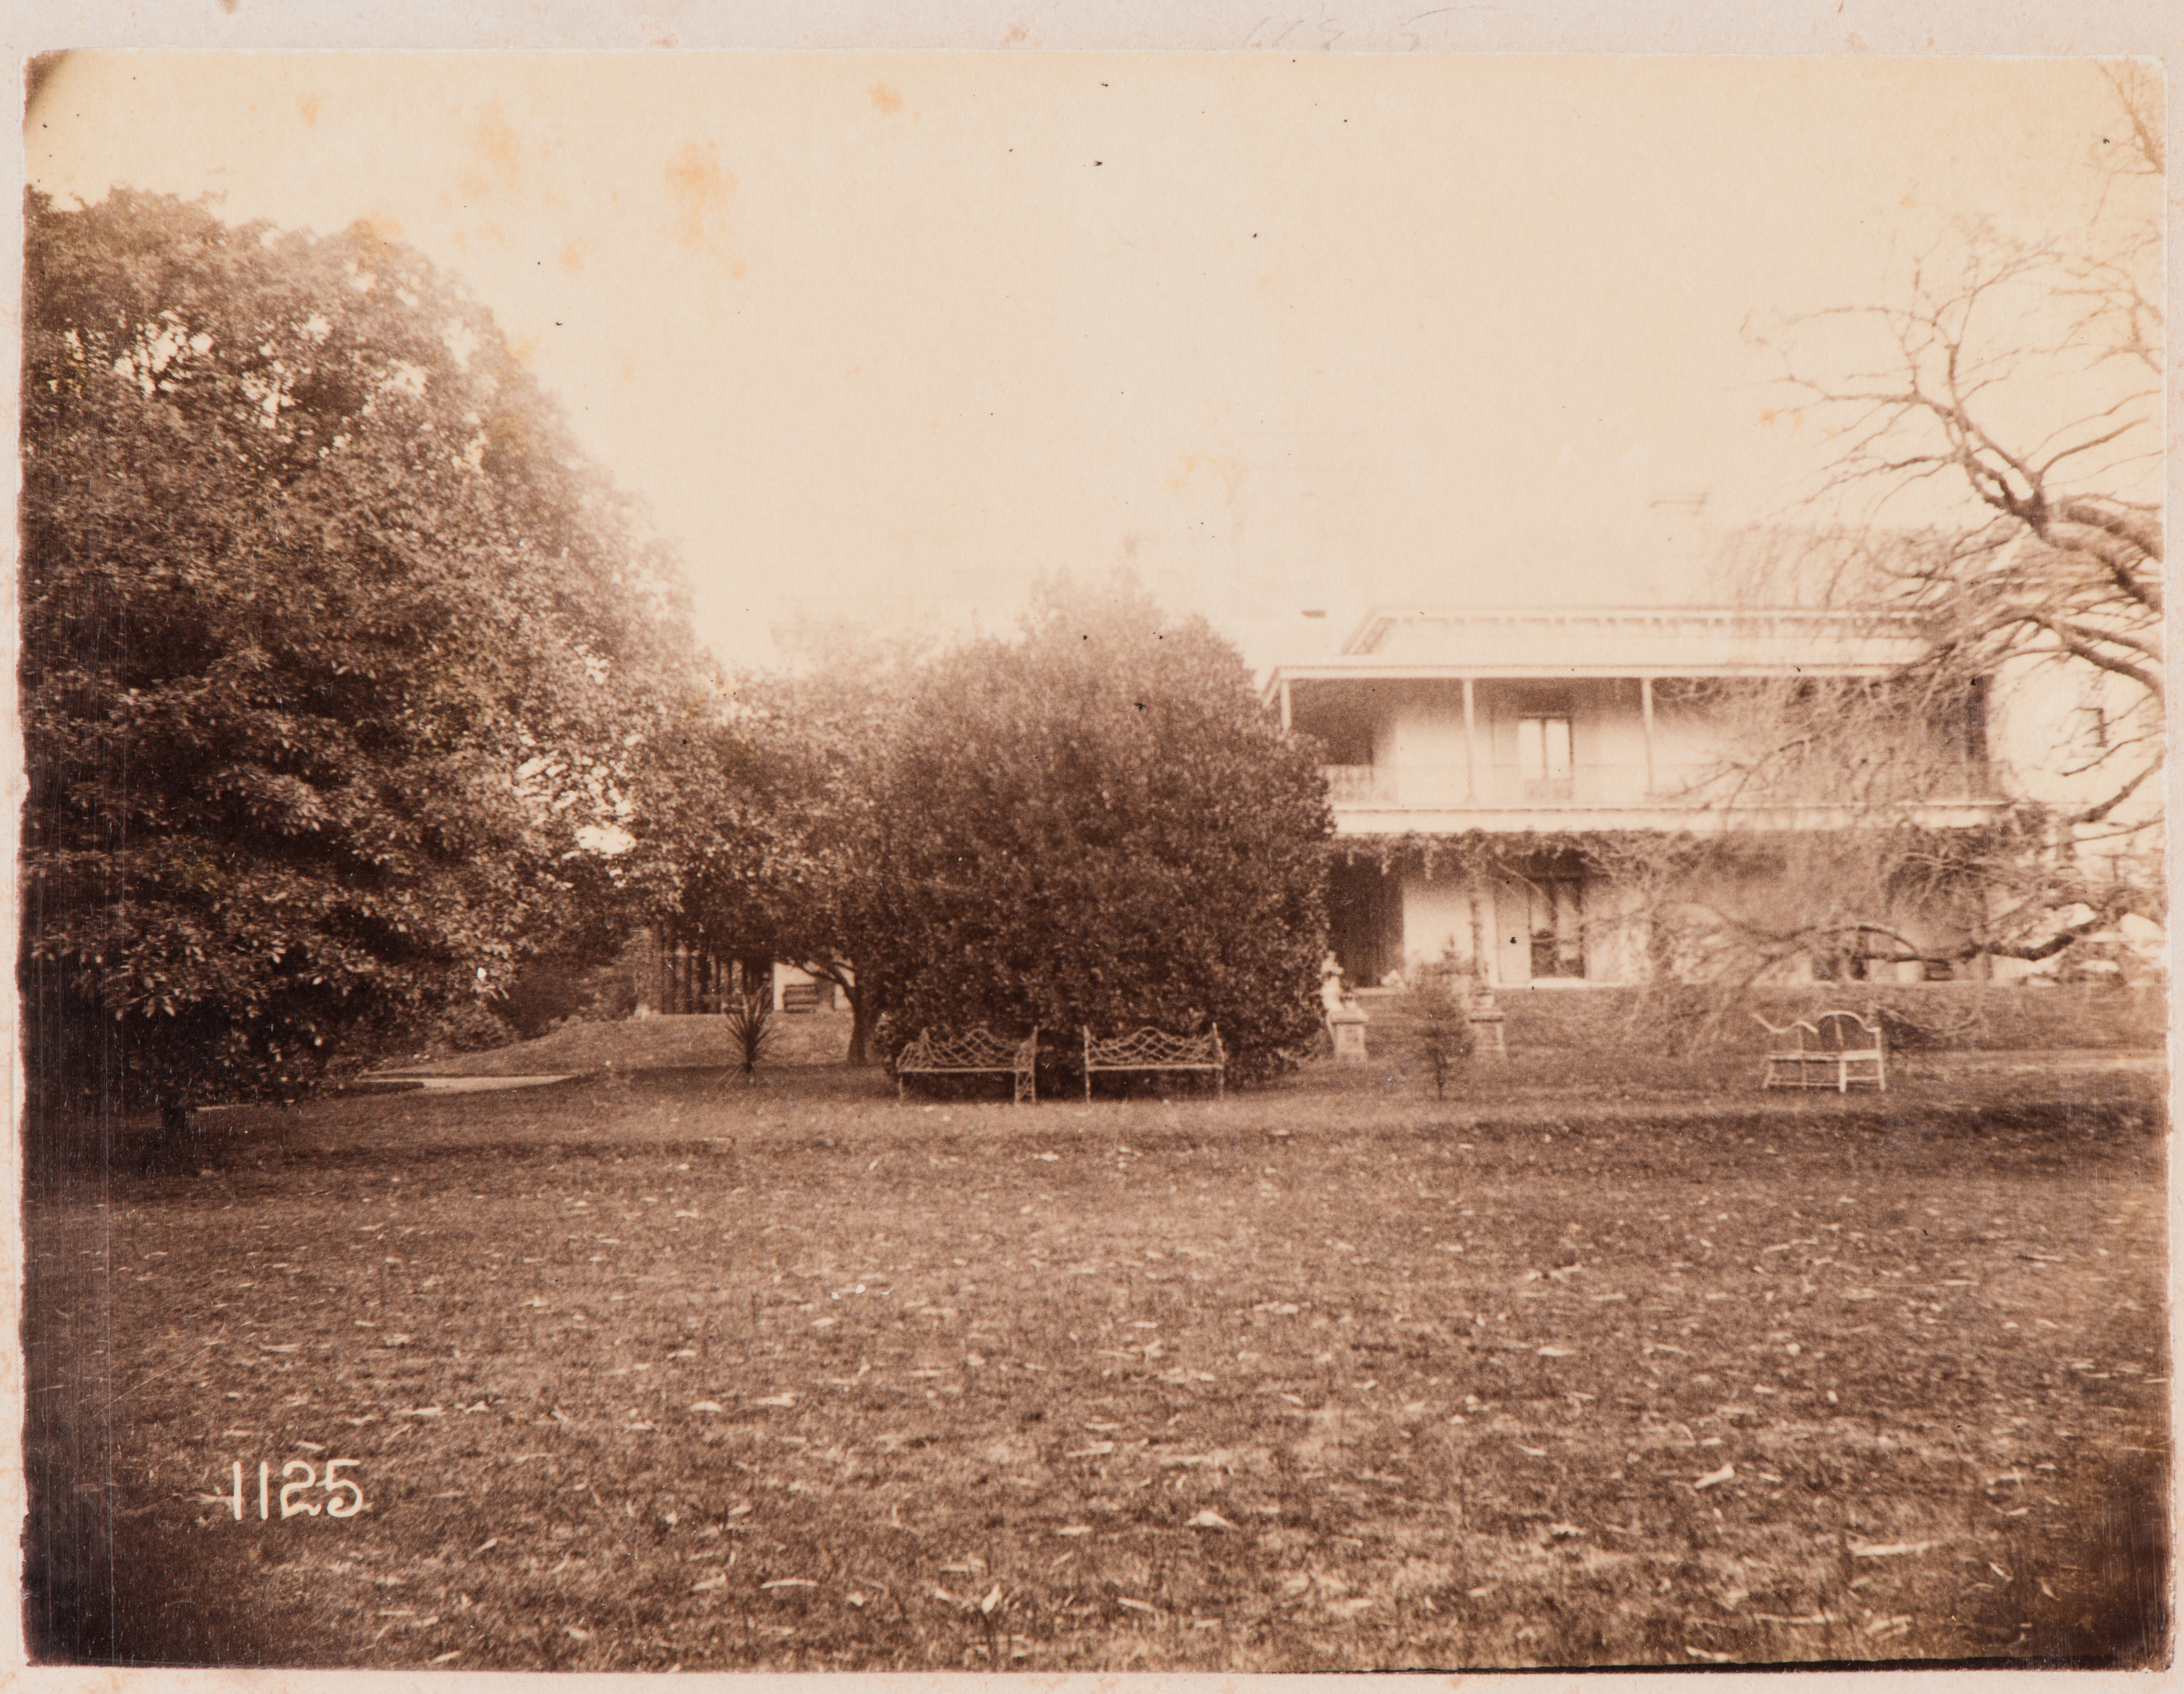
[1319,951,1347,1018]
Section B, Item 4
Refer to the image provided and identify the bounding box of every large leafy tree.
[21,189,719,1118]
[683,627,924,1067]
[868,578,1332,1079]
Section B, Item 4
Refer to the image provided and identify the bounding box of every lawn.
[22,1035,2169,1671]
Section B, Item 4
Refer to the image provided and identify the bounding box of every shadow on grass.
[20,1481,294,1666]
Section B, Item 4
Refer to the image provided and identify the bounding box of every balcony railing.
[1321,761,2002,810]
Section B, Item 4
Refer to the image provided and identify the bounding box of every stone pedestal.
[1466,993,1507,1060]
[1328,1003,1370,1062]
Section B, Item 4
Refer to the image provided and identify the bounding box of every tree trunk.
[846,987,883,1067]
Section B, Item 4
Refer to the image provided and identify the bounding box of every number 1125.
[228,1459,366,1519]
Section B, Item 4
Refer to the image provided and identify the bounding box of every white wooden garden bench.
[894,1026,1039,1103]
[1081,1026,1225,1099]
[1755,1010,1886,1092]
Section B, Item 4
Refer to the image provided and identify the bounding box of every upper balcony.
[1318,758,2006,834]
[1268,607,2005,836]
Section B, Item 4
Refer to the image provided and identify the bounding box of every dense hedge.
[873,584,1332,1082]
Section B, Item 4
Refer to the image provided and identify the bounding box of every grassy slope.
[23,1053,2167,1671]
[376,1011,851,1078]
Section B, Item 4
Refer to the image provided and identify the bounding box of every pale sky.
[25,52,2146,670]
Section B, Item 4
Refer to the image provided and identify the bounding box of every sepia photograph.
[11,29,2171,1679]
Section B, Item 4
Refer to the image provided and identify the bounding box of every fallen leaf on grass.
[430,1651,461,1664]
[1693,1463,1735,1490]
[1866,1614,1914,1638]
[1187,1510,1236,1529]
[1065,1442,1116,1458]
[1116,1598,1159,1614]
[1686,1646,1732,1662]
[979,1583,1003,1614]
[1537,1346,1575,1358]
[1515,1445,1548,1458]
[1548,1522,1586,1539]
[565,1627,592,1640]
[473,1538,498,1554]
[750,1394,797,1408]
[1056,1525,1093,1537]
[762,1578,817,1591]
[1849,1540,1941,1559]
[688,1401,726,1414]
[689,1575,727,1593]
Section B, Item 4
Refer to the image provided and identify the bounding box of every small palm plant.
[723,989,776,1082]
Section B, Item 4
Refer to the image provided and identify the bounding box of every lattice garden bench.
[1082,1026,1225,1100]
[1755,1010,1886,1093]
[894,1026,1040,1104]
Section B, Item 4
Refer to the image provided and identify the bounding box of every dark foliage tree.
[866,577,1332,1080]
[684,633,920,1068]
[21,189,720,1120]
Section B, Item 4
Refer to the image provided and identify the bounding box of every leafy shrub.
[426,1001,516,1055]
[496,947,642,1039]
[1409,979,1475,1098]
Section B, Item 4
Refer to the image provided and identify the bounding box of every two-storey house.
[1267,607,2008,990]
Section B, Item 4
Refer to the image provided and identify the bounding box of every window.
[1518,715,1573,800]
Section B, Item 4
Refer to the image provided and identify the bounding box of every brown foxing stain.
[559,238,590,272]
[297,93,320,128]
[1166,450,1240,499]
[664,140,737,252]
[869,83,903,116]
[472,103,522,185]
[1000,21,1030,46]
[356,211,405,245]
